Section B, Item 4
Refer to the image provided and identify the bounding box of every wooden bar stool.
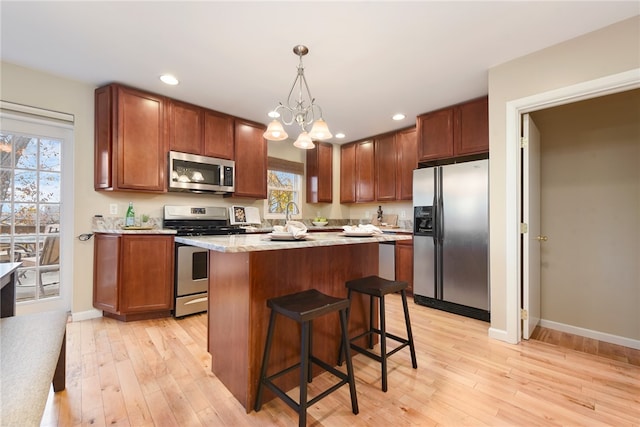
[254,289,359,427]
[339,275,417,392]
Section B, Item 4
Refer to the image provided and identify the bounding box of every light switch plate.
[109,204,118,215]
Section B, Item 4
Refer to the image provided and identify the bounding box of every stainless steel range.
[163,205,245,317]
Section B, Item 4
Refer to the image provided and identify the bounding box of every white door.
[0,109,73,314]
[522,113,541,339]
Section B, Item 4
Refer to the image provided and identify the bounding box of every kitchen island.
[175,232,411,412]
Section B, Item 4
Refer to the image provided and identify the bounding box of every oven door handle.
[184,296,208,305]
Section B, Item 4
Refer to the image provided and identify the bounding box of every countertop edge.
[175,232,412,253]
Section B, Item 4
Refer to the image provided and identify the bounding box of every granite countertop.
[93,228,177,235]
[175,231,412,253]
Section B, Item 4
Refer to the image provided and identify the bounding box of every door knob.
[536,235,548,242]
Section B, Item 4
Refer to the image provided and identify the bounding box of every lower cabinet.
[395,239,413,295]
[93,233,174,321]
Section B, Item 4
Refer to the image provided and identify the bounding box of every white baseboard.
[71,308,103,322]
[539,319,640,350]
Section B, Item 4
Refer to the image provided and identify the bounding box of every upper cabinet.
[233,119,267,199]
[396,127,418,200]
[340,143,356,203]
[417,96,488,162]
[306,141,333,203]
[167,100,235,160]
[375,133,397,201]
[340,127,417,203]
[95,84,167,192]
[167,99,203,155]
[203,110,234,160]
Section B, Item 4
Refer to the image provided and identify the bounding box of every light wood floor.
[42,296,640,426]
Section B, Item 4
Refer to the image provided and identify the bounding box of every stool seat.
[339,275,417,392]
[346,275,408,297]
[268,289,350,322]
[255,288,358,426]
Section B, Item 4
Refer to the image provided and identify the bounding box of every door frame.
[503,68,640,344]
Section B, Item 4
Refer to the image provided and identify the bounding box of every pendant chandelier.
[263,45,332,149]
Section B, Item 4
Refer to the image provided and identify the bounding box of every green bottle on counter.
[125,202,135,227]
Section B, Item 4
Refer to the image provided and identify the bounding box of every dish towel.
[342,224,382,234]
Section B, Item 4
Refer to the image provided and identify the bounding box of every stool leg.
[339,308,359,415]
[308,320,313,383]
[299,320,310,427]
[337,289,352,366]
[401,289,418,369]
[255,310,277,411]
[379,295,388,392]
[367,295,374,349]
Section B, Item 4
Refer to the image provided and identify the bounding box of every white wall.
[532,90,640,340]
[487,16,640,341]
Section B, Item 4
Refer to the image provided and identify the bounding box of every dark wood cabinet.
[455,97,489,157]
[203,110,234,160]
[340,143,356,203]
[375,133,397,201]
[306,141,333,203]
[395,239,413,295]
[93,234,174,321]
[417,96,488,162]
[168,99,203,155]
[355,140,375,202]
[234,119,267,199]
[341,127,417,203]
[396,127,418,200]
[94,84,167,192]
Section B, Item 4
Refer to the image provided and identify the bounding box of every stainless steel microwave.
[168,151,235,194]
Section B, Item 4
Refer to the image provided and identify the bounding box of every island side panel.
[208,250,251,409]
[208,242,379,412]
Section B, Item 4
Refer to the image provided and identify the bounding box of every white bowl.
[312,221,328,226]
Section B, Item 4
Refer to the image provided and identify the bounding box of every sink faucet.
[285,201,300,222]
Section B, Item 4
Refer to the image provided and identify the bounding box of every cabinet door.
[340,143,356,203]
[395,239,413,295]
[234,119,267,199]
[396,127,417,200]
[93,234,121,312]
[115,86,167,192]
[417,108,454,162]
[455,96,489,156]
[94,85,113,189]
[355,140,375,202]
[306,141,333,203]
[168,100,203,155]
[204,110,234,160]
[375,134,397,201]
[120,235,174,313]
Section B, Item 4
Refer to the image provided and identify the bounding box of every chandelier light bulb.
[263,120,289,141]
[293,131,315,149]
[308,118,332,140]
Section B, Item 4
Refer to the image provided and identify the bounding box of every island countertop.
[175,231,411,252]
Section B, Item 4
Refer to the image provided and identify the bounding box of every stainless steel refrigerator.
[413,159,490,321]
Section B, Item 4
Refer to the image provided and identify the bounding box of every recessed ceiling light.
[160,74,179,85]
[392,113,406,121]
[268,111,280,118]
[335,133,346,139]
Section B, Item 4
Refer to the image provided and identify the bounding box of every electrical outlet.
[109,204,118,215]
[365,211,370,219]
[400,210,406,219]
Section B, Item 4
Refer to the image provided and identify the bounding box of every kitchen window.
[264,157,304,219]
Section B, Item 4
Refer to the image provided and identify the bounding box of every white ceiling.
[1,1,638,143]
